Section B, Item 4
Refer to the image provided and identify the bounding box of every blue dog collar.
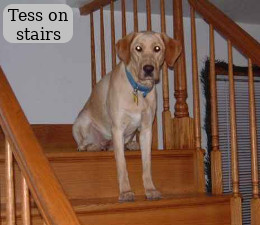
[125,67,152,98]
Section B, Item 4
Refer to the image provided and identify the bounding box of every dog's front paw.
[145,189,162,200]
[119,191,135,202]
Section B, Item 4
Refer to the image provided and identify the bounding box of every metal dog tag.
[133,89,138,105]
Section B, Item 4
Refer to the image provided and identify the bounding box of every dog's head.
[116,31,182,86]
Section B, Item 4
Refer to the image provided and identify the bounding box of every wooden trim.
[80,0,112,15]
[0,67,81,225]
[188,0,260,66]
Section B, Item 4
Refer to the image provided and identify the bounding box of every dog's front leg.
[112,127,134,202]
[140,126,161,200]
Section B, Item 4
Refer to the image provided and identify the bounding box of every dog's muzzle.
[143,65,154,77]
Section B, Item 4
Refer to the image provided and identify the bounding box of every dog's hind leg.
[73,116,101,151]
[125,131,140,151]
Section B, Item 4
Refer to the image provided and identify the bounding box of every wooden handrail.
[80,0,111,15]
[188,0,260,66]
[0,67,81,225]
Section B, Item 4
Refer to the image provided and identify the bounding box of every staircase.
[0,148,232,225]
[0,125,231,225]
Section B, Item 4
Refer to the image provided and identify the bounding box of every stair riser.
[0,151,197,203]
[50,153,197,200]
[79,203,231,225]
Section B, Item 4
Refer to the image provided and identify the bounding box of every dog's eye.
[135,46,142,52]
[154,46,161,52]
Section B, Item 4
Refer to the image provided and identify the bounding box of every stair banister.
[188,0,260,224]
[0,67,81,225]
[188,0,260,66]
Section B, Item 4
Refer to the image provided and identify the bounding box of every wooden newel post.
[172,0,195,150]
[173,0,189,118]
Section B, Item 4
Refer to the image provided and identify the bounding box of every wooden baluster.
[190,7,201,151]
[173,0,188,118]
[190,6,205,192]
[248,58,260,225]
[100,6,106,77]
[132,0,140,145]
[133,0,138,32]
[110,0,116,69]
[228,40,242,225]
[21,176,31,225]
[6,138,16,225]
[90,12,96,88]
[145,0,158,149]
[228,40,239,197]
[248,58,259,198]
[146,0,152,31]
[121,0,126,37]
[160,0,172,149]
[209,25,223,194]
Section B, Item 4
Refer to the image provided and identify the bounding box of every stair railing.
[188,0,260,224]
[0,67,81,225]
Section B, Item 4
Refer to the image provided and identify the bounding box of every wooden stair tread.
[70,194,231,214]
[45,149,196,159]
[0,148,196,159]
[0,194,231,217]
[0,194,232,225]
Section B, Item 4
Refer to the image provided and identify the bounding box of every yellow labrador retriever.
[73,31,181,202]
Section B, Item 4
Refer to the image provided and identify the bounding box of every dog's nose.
[143,65,154,75]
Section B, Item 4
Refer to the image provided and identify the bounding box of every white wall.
[0,0,260,148]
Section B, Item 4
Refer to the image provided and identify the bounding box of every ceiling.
[66,0,260,24]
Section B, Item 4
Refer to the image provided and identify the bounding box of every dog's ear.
[116,32,136,64]
[161,33,182,68]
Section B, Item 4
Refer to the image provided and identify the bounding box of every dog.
[73,31,181,202]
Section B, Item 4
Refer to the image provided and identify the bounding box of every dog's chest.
[123,96,153,131]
